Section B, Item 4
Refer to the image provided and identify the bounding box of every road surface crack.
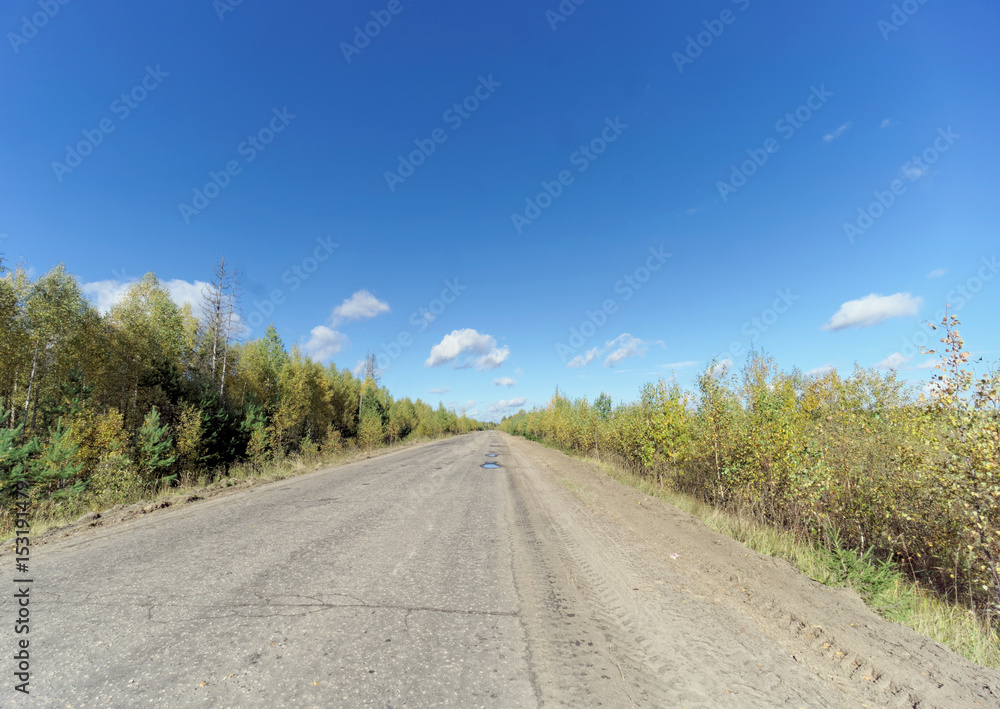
[125,593,519,624]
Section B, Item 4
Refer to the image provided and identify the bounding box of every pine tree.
[242,403,270,464]
[137,406,176,484]
[31,419,85,498]
[0,410,39,497]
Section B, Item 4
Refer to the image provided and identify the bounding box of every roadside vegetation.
[502,313,1000,667]
[0,259,482,538]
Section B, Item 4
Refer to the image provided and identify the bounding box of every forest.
[0,258,481,533]
[4,256,997,630]
[502,316,1000,626]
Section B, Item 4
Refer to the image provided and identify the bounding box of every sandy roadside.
[503,431,1000,708]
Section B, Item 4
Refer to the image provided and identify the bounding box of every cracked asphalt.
[4,433,541,708]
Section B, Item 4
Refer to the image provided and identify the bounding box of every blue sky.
[2,0,998,420]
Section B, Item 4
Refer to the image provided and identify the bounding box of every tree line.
[0,258,482,526]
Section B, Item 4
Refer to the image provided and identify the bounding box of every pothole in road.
[481,463,501,469]
[486,453,498,457]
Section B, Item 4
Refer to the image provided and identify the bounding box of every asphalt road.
[3,433,540,708]
[2,431,998,708]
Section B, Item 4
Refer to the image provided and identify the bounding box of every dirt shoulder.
[504,432,1000,709]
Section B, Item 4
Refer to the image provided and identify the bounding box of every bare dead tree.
[359,351,381,410]
[201,256,241,396]
[219,268,241,397]
[362,351,381,385]
[200,262,224,381]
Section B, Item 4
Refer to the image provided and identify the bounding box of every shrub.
[503,314,999,623]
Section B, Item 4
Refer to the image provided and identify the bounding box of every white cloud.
[82,278,211,315]
[806,364,835,377]
[494,377,516,387]
[603,334,650,367]
[352,359,366,376]
[82,280,131,314]
[465,410,479,417]
[822,122,852,143]
[822,293,921,331]
[429,386,450,394]
[449,399,477,412]
[567,347,601,368]
[711,358,733,378]
[165,279,212,313]
[475,345,510,370]
[901,162,928,181]
[877,352,947,371]
[660,361,698,370]
[425,329,509,370]
[489,397,527,414]
[565,334,656,369]
[303,326,349,361]
[926,268,947,279]
[880,118,897,129]
[515,367,524,376]
[331,290,390,324]
[876,352,910,370]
